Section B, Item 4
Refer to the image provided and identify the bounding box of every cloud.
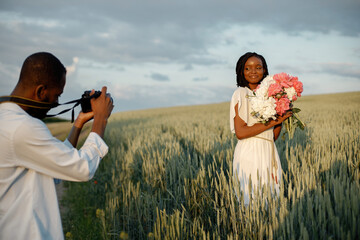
[66,57,79,75]
[297,61,360,79]
[319,62,360,79]
[193,77,208,82]
[272,64,304,75]
[3,1,359,35]
[1,0,359,68]
[0,0,359,112]
[0,62,20,94]
[147,72,170,82]
[109,84,135,100]
[182,63,193,71]
[107,82,234,113]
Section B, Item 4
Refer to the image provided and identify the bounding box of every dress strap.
[253,136,278,184]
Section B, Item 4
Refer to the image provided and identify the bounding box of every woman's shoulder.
[231,87,249,98]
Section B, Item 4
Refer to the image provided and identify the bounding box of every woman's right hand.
[270,111,292,126]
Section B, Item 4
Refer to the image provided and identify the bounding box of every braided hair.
[235,52,269,88]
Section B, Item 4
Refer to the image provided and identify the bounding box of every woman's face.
[243,56,265,89]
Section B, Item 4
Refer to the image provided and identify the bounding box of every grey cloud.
[79,61,126,71]
[352,48,360,58]
[108,83,234,113]
[0,15,216,67]
[193,77,208,82]
[0,62,20,95]
[1,0,359,68]
[147,72,170,82]
[273,62,360,82]
[182,63,193,71]
[320,63,360,79]
[1,0,359,108]
[2,0,359,36]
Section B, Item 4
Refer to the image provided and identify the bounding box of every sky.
[1,0,359,118]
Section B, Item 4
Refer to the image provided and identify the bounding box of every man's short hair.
[19,52,66,88]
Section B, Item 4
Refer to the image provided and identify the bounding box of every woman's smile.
[243,56,265,89]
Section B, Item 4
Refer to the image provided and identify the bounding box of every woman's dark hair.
[19,52,66,88]
[235,52,269,88]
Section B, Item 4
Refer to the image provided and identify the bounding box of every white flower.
[254,76,275,98]
[249,75,278,122]
[285,87,296,100]
[249,94,277,122]
[247,71,304,139]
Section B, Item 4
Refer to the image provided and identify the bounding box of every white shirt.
[0,102,108,240]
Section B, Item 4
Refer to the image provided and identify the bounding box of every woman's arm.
[233,103,291,140]
[273,123,282,141]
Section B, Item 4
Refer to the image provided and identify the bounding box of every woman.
[230,52,291,204]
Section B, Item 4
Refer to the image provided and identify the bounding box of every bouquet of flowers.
[248,72,305,139]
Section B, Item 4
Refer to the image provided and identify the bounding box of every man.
[0,52,114,239]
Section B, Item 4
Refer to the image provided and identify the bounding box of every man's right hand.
[90,86,114,138]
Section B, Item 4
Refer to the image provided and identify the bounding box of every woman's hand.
[272,111,292,141]
[270,111,292,126]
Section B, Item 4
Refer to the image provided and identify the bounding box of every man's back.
[0,102,64,239]
[0,52,113,239]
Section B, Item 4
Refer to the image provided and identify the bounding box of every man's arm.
[14,118,108,181]
[67,112,94,147]
[67,86,113,147]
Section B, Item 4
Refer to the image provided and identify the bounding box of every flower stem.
[293,112,306,130]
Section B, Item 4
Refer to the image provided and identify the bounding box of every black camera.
[81,90,101,113]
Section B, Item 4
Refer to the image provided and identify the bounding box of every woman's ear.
[34,84,47,101]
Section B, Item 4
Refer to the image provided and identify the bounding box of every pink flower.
[274,72,293,88]
[293,80,303,96]
[268,83,283,97]
[291,76,299,82]
[275,97,291,116]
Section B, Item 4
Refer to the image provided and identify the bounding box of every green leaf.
[292,108,301,113]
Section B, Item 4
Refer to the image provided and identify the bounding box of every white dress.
[230,87,282,205]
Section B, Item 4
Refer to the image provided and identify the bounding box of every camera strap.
[0,95,82,122]
[46,99,82,123]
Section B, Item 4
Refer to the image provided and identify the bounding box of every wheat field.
[56,91,360,240]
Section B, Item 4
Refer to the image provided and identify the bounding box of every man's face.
[32,74,66,119]
[43,74,66,105]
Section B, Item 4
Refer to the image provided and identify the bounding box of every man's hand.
[73,111,94,129]
[90,86,114,138]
